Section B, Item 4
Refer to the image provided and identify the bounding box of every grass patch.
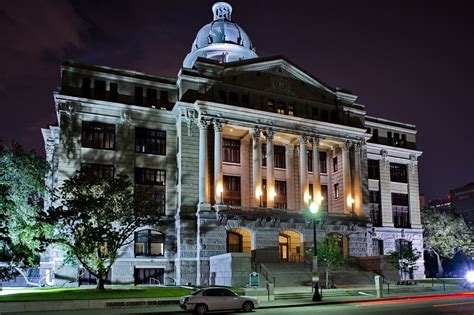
[0,286,192,303]
[416,278,465,285]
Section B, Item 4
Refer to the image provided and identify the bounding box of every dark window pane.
[81,121,115,150]
[135,168,166,186]
[135,128,166,155]
[274,145,286,168]
[229,92,238,105]
[368,159,380,179]
[333,157,338,172]
[135,230,165,257]
[223,175,241,206]
[135,86,143,105]
[146,88,157,107]
[94,80,106,100]
[109,83,118,102]
[390,163,407,183]
[82,78,91,98]
[81,163,115,179]
[320,152,327,173]
[275,180,287,209]
[223,139,240,163]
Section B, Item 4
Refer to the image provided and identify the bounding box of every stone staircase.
[254,262,312,287]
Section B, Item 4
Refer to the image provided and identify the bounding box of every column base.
[197,203,212,212]
[214,204,228,212]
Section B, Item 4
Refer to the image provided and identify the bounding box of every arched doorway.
[327,232,349,258]
[279,230,303,262]
[226,228,252,253]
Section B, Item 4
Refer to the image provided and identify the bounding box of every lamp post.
[309,201,322,301]
[348,197,355,216]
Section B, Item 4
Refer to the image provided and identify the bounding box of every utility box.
[375,275,383,298]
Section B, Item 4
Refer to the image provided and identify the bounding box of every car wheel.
[195,304,208,315]
[242,301,254,312]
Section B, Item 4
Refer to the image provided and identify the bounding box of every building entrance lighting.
[256,188,263,207]
[348,196,355,216]
[309,200,322,301]
[216,184,224,205]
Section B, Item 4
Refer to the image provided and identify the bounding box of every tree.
[388,243,421,281]
[39,172,163,290]
[307,234,347,287]
[421,207,474,277]
[0,143,49,282]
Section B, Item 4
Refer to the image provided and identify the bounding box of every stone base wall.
[209,253,252,287]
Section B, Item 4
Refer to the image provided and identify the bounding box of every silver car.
[180,287,259,314]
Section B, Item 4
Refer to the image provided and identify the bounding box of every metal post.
[312,217,321,301]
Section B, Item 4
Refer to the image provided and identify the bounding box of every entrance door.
[279,235,289,262]
[134,268,164,285]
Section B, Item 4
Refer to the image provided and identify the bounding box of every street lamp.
[309,200,322,301]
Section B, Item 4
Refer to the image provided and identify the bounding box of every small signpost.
[249,272,260,288]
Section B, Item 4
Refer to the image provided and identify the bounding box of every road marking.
[433,301,474,308]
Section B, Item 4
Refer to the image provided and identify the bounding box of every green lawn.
[416,278,465,285]
[0,286,192,303]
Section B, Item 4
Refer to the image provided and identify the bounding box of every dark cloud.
[0,0,473,200]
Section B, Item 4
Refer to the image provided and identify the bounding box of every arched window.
[226,228,252,253]
[135,230,164,257]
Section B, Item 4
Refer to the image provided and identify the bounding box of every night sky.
[1,0,473,201]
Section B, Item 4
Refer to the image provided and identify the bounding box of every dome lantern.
[183,2,258,68]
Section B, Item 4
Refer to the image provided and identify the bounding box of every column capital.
[197,117,210,130]
[342,140,352,151]
[263,128,275,141]
[299,134,308,145]
[312,136,320,147]
[251,127,261,138]
[213,120,224,132]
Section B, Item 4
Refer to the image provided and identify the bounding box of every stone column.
[379,150,394,227]
[312,136,321,205]
[252,127,262,207]
[299,135,309,210]
[285,144,296,210]
[353,141,363,215]
[342,140,353,214]
[214,121,224,206]
[408,154,422,228]
[264,129,275,208]
[197,118,210,211]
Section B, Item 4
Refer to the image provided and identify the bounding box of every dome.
[183,2,258,68]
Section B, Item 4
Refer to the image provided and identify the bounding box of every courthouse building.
[41,2,425,286]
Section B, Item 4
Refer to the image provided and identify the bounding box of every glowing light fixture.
[466,271,474,283]
[309,201,319,214]
[347,196,355,207]
[216,184,223,194]
[270,189,277,199]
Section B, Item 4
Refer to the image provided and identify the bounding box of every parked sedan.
[180,287,259,315]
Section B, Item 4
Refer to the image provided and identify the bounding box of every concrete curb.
[258,291,474,309]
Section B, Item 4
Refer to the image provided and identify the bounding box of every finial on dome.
[212,2,232,21]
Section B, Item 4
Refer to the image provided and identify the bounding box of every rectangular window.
[368,159,380,179]
[288,104,294,116]
[81,121,115,150]
[275,180,287,209]
[369,191,380,203]
[330,111,338,123]
[135,128,166,155]
[135,168,166,213]
[312,108,319,119]
[94,80,106,100]
[276,102,285,114]
[134,230,164,257]
[392,193,409,206]
[241,94,249,107]
[321,110,329,122]
[372,129,379,142]
[372,239,384,256]
[223,139,240,163]
[82,78,91,98]
[135,168,166,186]
[307,149,313,172]
[146,88,157,107]
[160,90,169,108]
[390,163,408,183]
[134,268,164,285]
[274,145,286,168]
[333,156,338,172]
[223,175,241,206]
[321,185,328,210]
[81,163,114,178]
[229,92,239,105]
[135,86,143,106]
[219,90,227,102]
[320,152,327,173]
[334,183,340,199]
[109,83,118,102]
[262,144,267,167]
[267,100,275,111]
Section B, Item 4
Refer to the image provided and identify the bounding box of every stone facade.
[40,2,425,287]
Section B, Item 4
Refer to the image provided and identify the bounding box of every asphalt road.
[141,295,474,315]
